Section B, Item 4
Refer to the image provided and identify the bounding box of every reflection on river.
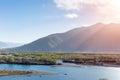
[0,63,119,80]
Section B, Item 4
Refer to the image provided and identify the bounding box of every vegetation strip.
[1,52,120,67]
[0,70,56,76]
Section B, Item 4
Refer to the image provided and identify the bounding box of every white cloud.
[54,0,120,22]
[54,0,81,10]
[64,13,79,19]
[54,0,109,11]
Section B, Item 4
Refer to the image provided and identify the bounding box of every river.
[0,63,119,80]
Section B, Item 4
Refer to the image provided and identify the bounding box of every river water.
[0,63,119,80]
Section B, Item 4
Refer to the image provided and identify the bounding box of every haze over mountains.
[0,42,23,49]
[2,23,120,53]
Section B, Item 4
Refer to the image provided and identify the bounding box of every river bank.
[1,52,120,68]
[0,70,56,76]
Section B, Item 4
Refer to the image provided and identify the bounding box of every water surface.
[0,63,119,80]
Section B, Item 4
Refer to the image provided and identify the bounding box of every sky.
[0,0,120,43]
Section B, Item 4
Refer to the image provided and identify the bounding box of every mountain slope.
[3,23,120,52]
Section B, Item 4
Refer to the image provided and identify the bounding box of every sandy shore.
[0,70,56,76]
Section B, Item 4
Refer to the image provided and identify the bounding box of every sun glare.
[109,0,120,10]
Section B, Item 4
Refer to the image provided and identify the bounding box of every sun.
[109,0,120,9]
[103,0,120,16]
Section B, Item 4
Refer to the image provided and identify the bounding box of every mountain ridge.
[2,23,120,53]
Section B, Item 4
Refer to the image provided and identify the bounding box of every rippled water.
[0,63,119,80]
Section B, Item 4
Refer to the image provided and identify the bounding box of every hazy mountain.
[3,23,120,53]
[0,42,23,49]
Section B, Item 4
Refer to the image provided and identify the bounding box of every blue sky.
[0,0,119,43]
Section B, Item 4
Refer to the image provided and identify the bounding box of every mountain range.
[2,23,120,53]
